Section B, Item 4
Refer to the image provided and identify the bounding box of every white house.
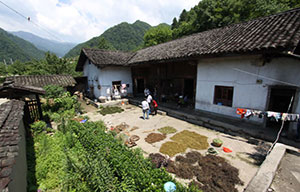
[195,55,300,126]
[76,8,300,133]
[76,48,134,99]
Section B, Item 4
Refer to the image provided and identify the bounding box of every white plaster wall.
[83,60,133,98]
[98,66,133,97]
[195,56,300,123]
[83,59,102,98]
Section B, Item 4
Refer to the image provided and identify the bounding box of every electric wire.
[0,0,62,41]
[233,68,300,87]
[266,96,294,156]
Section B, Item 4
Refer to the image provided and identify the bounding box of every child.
[152,99,158,115]
[141,97,150,120]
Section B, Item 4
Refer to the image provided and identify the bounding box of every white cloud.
[0,0,200,43]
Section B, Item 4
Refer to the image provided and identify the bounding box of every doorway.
[267,87,296,128]
[184,78,194,100]
[136,78,145,94]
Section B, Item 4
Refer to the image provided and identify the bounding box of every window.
[214,86,234,107]
[88,59,91,65]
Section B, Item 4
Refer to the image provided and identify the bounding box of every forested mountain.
[65,20,151,58]
[12,31,76,57]
[171,0,300,39]
[0,28,44,62]
[142,0,300,47]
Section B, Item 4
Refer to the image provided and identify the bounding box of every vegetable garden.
[27,86,200,191]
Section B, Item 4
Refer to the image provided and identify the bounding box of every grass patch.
[98,106,124,116]
[159,130,209,156]
[159,141,187,157]
[158,126,177,134]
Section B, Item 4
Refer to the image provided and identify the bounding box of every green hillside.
[0,28,44,62]
[12,31,76,57]
[65,20,151,58]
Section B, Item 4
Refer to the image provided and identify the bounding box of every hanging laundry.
[267,112,282,122]
[286,114,299,122]
[251,110,264,118]
[236,108,247,119]
[245,110,253,118]
[281,113,288,121]
[235,108,300,122]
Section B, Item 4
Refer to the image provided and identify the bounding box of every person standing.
[142,97,150,120]
[144,88,150,97]
[152,99,158,115]
[147,94,153,113]
[147,94,152,104]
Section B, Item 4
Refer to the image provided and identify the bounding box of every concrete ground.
[270,150,300,192]
[82,102,268,191]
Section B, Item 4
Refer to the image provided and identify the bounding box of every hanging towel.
[245,110,253,118]
[267,112,281,122]
[290,114,299,122]
[281,113,288,121]
[236,108,247,119]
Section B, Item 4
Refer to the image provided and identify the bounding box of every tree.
[4,52,81,77]
[171,17,178,30]
[0,62,6,76]
[178,9,188,23]
[144,25,172,47]
[97,37,115,50]
[6,60,27,75]
[171,0,300,39]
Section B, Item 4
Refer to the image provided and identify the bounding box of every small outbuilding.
[76,48,134,99]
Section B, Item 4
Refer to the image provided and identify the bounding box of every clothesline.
[236,108,299,122]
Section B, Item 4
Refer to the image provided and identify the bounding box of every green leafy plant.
[30,121,48,136]
[43,85,64,99]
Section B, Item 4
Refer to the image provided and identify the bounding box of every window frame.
[213,85,234,107]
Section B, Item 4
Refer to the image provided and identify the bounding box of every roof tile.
[0,100,24,190]
[5,75,76,88]
[129,8,300,64]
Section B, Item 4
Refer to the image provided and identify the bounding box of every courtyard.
[82,102,270,191]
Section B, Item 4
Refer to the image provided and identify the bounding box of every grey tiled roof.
[6,75,76,88]
[76,48,135,71]
[0,100,24,191]
[129,7,300,64]
[0,81,46,95]
[76,7,300,71]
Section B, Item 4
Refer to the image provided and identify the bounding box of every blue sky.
[0,0,200,43]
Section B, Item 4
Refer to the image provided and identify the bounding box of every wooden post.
[36,94,43,120]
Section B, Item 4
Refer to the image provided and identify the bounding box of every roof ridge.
[83,47,134,54]
[9,74,72,78]
[133,7,300,54]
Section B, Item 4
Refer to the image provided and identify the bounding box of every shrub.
[30,121,47,136]
[43,85,64,99]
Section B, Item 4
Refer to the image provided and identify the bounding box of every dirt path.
[82,103,267,191]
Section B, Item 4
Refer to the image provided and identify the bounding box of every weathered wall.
[98,66,133,96]
[195,55,300,125]
[83,60,133,99]
[8,120,27,192]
